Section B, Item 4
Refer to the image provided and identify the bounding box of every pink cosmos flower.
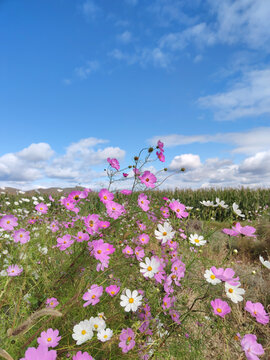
[135,246,145,261]
[123,173,128,177]
[137,221,146,230]
[0,214,18,231]
[98,220,110,229]
[245,301,269,325]
[211,298,231,318]
[160,206,170,218]
[35,203,48,214]
[90,239,115,263]
[210,267,240,286]
[107,157,120,170]
[241,334,264,360]
[13,229,30,244]
[162,295,175,310]
[50,221,59,232]
[106,201,125,219]
[20,345,57,360]
[37,328,61,348]
[76,231,89,242]
[98,189,114,204]
[68,190,82,202]
[84,214,100,234]
[73,352,94,360]
[105,285,120,297]
[82,284,103,307]
[133,168,140,176]
[49,195,54,202]
[122,245,134,256]
[139,171,157,188]
[223,223,256,237]
[138,193,150,212]
[169,309,181,324]
[120,189,132,195]
[62,198,76,211]
[119,328,136,353]
[157,140,164,152]
[138,233,149,245]
[156,151,165,162]
[56,234,74,251]
[169,201,189,219]
[7,264,23,277]
[46,297,59,308]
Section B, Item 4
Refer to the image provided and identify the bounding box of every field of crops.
[0,151,269,359]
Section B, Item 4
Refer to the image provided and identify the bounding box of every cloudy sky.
[1,0,270,190]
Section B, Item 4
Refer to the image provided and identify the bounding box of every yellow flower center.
[210,275,215,279]
[112,207,116,211]
[164,302,167,306]
[94,324,98,329]
[40,207,43,210]
[176,209,180,212]
[20,234,23,238]
[81,330,86,335]
[129,298,134,303]
[104,335,108,338]
[216,308,222,313]
[7,221,10,224]
[127,336,132,341]
[163,232,167,236]
[141,201,144,204]
[145,178,149,182]
[97,250,102,254]
[111,291,115,294]
[141,238,145,242]
[254,311,257,315]
[228,288,233,293]
[195,239,199,243]
[47,337,52,342]
[174,267,178,270]
[50,302,54,305]
[104,196,107,200]
[147,266,152,271]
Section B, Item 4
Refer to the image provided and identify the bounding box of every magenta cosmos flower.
[241,334,264,360]
[223,223,256,237]
[37,328,61,348]
[156,151,165,162]
[13,228,30,244]
[210,267,240,286]
[211,298,231,318]
[46,297,59,308]
[157,139,164,152]
[98,188,114,204]
[105,285,120,297]
[56,234,74,251]
[20,345,57,360]
[35,203,48,214]
[7,264,23,277]
[119,328,136,353]
[106,201,125,219]
[120,189,132,195]
[107,157,120,170]
[139,171,157,188]
[0,214,18,231]
[245,301,269,325]
[73,352,94,360]
[138,193,150,212]
[82,284,103,307]
[169,201,189,219]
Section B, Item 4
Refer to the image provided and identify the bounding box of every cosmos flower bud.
[181,167,185,172]
[233,249,238,254]
[148,147,154,153]
[164,168,168,171]
[134,156,139,161]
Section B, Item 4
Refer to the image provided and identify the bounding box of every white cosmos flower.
[215,198,228,209]
[259,255,270,269]
[189,233,206,246]
[225,282,245,303]
[204,269,221,285]
[232,203,245,218]
[200,200,216,207]
[97,328,113,342]
[72,319,93,345]
[154,222,175,244]
[120,289,142,312]
[140,257,160,278]
[89,316,106,332]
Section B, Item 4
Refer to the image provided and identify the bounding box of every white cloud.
[239,151,270,175]
[198,68,270,120]
[169,154,201,171]
[149,127,270,155]
[81,0,101,20]
[117,31,132,44]
[75,61,100,79]
[17,143,54,162]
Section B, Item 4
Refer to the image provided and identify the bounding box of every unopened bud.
[148,147,154,153]
[134,156,139,161]
[164,168,168,171]
[128,165,132,168]
[252,270,256,275]
[181,167,185,172]
[233,249,238,254]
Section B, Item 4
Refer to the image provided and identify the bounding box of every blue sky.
[1,0,270,190]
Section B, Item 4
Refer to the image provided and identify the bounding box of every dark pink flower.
[123,173,128,177]
[120,189,132,195]
[73,352,94,360]
[138,233,149,245]
[223,223,256,237]
[107,157,120,170]
[46,297,59,308]
[106,201,125,219]
[157,140,164,152]
[56,234,74,251]
[7,264,23,277]
[138,193,150,212]
[76,231,89,242]
[139,171,157,188]
[98,189,114,204]
[169,201,189,219]
[156,151,165,162]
